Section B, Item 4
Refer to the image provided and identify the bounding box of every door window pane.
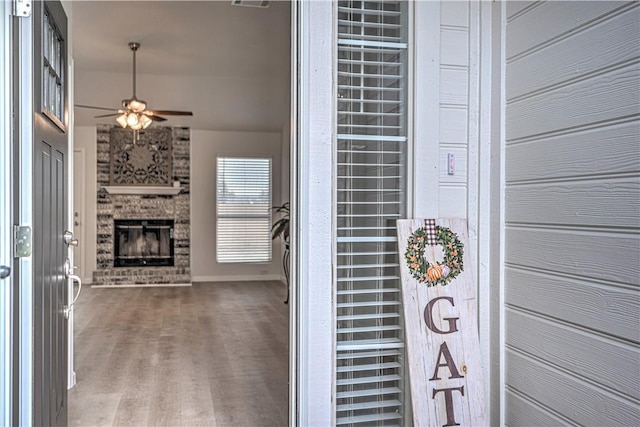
[42,8,65,128]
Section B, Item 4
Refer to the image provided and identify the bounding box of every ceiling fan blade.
[146,110,193,116]
[75,104,120,112]
[148,115,168,122]
[94,113,121,118]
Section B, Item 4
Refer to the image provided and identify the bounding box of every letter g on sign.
[424,296,459,334]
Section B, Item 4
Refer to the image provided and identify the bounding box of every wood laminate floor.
[68,282,289,427]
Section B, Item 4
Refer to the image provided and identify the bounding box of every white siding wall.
[503,2,640,425]
[438,1,471,219]
[415,0,495,409]
[435,0,496,399]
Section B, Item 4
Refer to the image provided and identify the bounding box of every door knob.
[63,230,78,247]
[0,265,10,279]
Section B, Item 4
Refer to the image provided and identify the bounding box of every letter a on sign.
[397,219,488,426]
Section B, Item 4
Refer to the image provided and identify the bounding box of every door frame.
[71,148,84,283]
[13,3,36,425]
[290,1,334,425]
[486,2,506,425]
[68,57,77,390]
[288,1,298,422]
[0,0,14,424]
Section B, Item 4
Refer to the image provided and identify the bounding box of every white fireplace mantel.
[103,185,182,195]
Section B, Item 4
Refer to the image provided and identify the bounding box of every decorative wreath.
[405,225,464,287]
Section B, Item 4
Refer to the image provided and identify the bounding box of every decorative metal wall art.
[109,128,172,185]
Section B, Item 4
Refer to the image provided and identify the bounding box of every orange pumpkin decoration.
[427,264,443,280]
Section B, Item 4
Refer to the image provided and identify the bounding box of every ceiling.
[71,1,291,132]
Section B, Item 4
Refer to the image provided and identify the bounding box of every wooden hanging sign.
[397,218,488,426]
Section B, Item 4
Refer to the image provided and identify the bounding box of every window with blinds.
[335,1,409,426]
[216,157,272,263]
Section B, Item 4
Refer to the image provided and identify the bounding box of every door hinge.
[13,0,32,17]
[14,225,32,258]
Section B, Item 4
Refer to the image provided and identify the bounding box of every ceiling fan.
[76,42,193,130]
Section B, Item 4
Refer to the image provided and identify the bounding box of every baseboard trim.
[91,283,192,288]
[192,275,282,283]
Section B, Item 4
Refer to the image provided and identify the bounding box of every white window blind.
[216,157,272,263]
[335,1,409,426]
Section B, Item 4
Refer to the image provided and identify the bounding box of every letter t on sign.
[432,386,465,427]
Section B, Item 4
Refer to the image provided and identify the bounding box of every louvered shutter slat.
[337,374,403,387]
[337,325,403,334]
[336,361,401,372]
[337,386,403,400]
[338,6,402,16]
[337,338,404,352]
[336,412,403,426]
[338,313,401,322]
[337,287,401,295]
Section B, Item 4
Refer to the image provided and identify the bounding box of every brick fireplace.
[92,124,191,286]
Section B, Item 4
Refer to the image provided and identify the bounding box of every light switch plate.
[447,153,455,175]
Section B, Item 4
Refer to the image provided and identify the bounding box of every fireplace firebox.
[114,219,174,267]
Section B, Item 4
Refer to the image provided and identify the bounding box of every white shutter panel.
[216,157,272,263]
[335,1,409,425]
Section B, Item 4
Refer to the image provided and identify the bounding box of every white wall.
[190,130,284,282]
[73,126,97,283]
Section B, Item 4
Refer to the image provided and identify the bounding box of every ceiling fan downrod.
[129,42,140,99]
[123,42,147,114]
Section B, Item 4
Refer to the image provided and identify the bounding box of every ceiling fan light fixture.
[116,113,128,128]
[126,112,141,128]
[140,114,153,129]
